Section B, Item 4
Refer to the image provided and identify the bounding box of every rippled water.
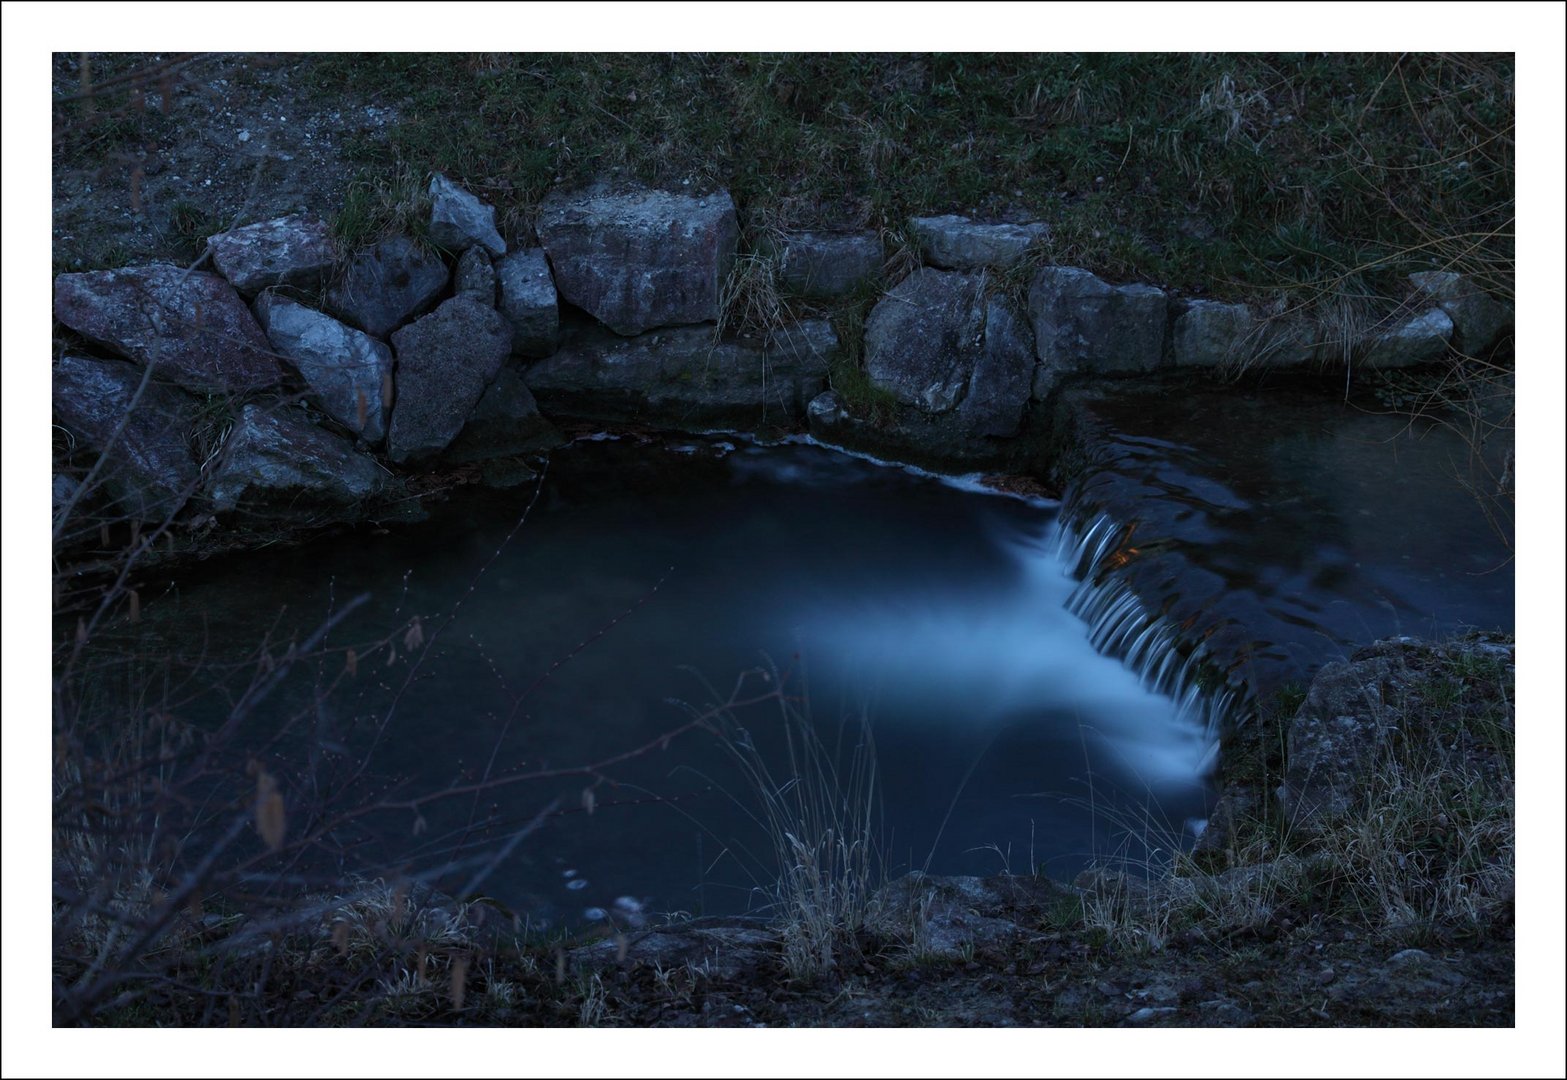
[117,388,1512,928]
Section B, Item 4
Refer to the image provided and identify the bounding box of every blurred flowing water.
[123,387,1511,929]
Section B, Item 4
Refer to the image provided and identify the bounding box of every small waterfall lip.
[1045,501,1242,773]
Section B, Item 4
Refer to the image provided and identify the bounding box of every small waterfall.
[1049,506,1239,775]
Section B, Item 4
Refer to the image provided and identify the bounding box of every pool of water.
[108,385,1513,931]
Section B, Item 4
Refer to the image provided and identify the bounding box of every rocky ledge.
[52,177,1513,553]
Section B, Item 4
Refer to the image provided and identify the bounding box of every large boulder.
[536,186,739,335]
[1028,266,1168,383]
[443,363,563,464]
[207,215,337,297]
[253,293,394,443]
[1359,309,1453,369]
[325,236,450,339]
[773,230,882,298]
[386,296,513,464]
[52,355,200,522]
[910,215,1049,271]
[1171,300,1255,368]
[428,174,506,257]
[1274,653,1399,834]
[524,320,837,429]
[863,268,1033,438]
[53,264,281,394]
[205,404,389,520]
[1407,272,1512,356]
[496,248,559,357]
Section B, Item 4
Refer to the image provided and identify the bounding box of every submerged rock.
[325,236,450,339]
[428,173,507,257]
[863,268,1033,438]
[207,215,337,297]
[496,248,560,357]
[536,186,739,335]
[772,230,882,297]
[910,215,1049,271]
[253,293,394,444]
[205,403,390,519]
[1029,267,1167,382]
[524,319,836,429]
[52,354,201,522]
[53,264,281,394]
[387,296,514,464]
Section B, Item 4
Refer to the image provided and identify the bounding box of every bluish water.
[116,388,1512,930]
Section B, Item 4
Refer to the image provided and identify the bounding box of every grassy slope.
[306,53,1513,308]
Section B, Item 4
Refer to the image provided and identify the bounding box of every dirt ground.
[52,53,388,272]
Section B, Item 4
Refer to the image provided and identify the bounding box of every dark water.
[116,390,1512,929]
[1061,385,1514,702]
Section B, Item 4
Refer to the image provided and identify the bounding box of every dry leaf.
[385,644,397,667]
[127,588,140,624]
[332,920,350,955]
[581,787,596,815]
[255,770,286,851]
[345,648,358,677]
[403,615,424,652]
[450,956,469,1011]
[381,370,395,410]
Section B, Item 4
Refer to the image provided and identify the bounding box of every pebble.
[1127,1006,1177,1024]
[238,130,251,143]
[565,878,588,891]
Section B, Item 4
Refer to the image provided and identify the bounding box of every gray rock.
[536,186,739,335]
[52,355,200,522]
[207,215,336,297]
[444,362,563,464]
[205,404,388,519]
[253,293,394,443]
[454,247,497,306]
[910,215,1049,270]
[1172,300,1255,368]
[774,230,882,297]
[1029,266,1167,381]
[1360,308,1453,369]
[325,236,450,339]
[1408,272,1512,356]
[863,268,1033,437]
[1127,1007,1178,1025]
[386,296,513,463]
[1275,655,1398,832]
[428,174,506,257]
[524,320,836,429]
[53,264,281,394]
[496,248,559,357]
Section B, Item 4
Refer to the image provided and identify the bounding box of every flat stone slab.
[911,215,1049,270]
[253,293,394,443]
[207,215,337,297]
[53,264,281,394]
[524,319,836,428]
[536,186,739,335]
[1029,266,1167,382]
[774,230,882,297]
